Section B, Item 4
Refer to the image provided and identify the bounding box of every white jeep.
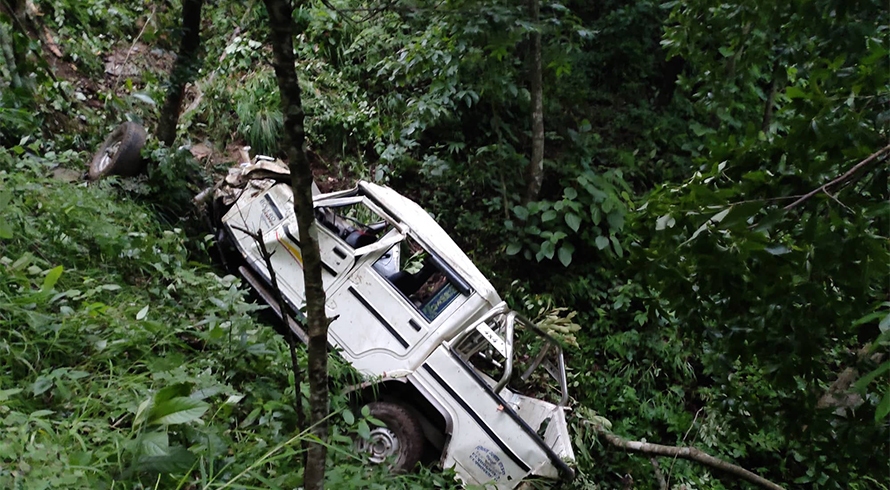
[211,157,575,488]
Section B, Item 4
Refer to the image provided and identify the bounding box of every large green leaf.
[565,212,581,232]
[148,397,209,426]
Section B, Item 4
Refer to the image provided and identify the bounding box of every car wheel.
[355,401,424,473]
[88,122,147,180]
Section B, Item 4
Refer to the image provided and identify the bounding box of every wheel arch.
[344,376,452,458]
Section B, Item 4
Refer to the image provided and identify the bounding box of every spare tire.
[88,122,147,180]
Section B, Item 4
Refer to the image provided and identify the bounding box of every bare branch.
[783,143,890,211]
[233,226,307,437]
[113,6,156,95]
[592,424,785,490]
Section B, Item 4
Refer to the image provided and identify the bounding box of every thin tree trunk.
[157,0,203,147]
[262,1,329,488]
[523,0,544,204]
[0,20,22,89]
[761,77,777,133]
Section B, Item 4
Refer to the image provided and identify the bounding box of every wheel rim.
[96,141,122,173]
[357,426,401,464]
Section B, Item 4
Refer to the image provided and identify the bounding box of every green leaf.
[513,205,529,220]
[32,376,53,396]
[540,240,555,259]
[565,213,581,232]
[610,236,624,257]
[765,245,791,255]
[655,214,675,231]
[506,242,522,255]
[710,208,731,224]
[131,92,156,105]
[342,409,355,425]
[590,206,602,226]
[718,202,763,229]
[786,86,807,99]
[41,266,64,292]
[607,211,625,231]
[155,383,193,404]
[852,360,890,393]
[541,210,557,222]
[564,187,578,200]
[357,419,371,439]
[136,305,149,320]
[0,388,23,402]
[148,397,209,426]
[876,392,890,421]
[690,122,711,136]
[595,236,609,250]
[131,446,195,474]
[134,397,153,427]
[558,243,574,267]
[138,432,170,457]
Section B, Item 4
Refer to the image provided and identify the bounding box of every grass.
[0,151,463,489]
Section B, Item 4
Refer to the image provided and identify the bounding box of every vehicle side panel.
[410,346,561,487]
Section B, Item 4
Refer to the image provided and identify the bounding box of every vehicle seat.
[388,261,437,297]
[346,230,376,248]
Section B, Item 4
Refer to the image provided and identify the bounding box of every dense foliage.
[1,0,887,488]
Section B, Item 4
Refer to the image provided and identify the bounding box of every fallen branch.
[783,143,890,211]
[592,424,785,490]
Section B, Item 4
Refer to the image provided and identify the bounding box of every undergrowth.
[0,151,461,489]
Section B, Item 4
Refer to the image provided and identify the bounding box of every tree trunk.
[0,19,22,89]
[157,0,203,147]
[523,0,544,204]
[761,77,777,133]
[262,1,329,489]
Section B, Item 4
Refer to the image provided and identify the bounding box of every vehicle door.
[327,232,473,374]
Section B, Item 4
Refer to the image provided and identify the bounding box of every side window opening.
[371,234,465,322]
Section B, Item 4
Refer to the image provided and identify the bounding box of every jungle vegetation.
[0,0,888,488]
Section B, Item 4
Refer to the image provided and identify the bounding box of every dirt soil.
[35,16,353,190]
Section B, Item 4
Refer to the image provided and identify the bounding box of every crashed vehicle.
[211,157,575,488]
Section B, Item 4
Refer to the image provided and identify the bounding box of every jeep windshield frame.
[450,303,570,407]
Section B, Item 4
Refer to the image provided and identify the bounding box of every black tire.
[88,122,147,180]
[356,401,425,473]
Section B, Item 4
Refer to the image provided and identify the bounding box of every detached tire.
[356,401,424,473]
[89,122,147,180]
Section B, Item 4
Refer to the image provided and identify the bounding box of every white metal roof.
[358,181,501,306]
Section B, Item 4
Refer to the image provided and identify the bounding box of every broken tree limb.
[783,143,890,211]
[592,424,785,490]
